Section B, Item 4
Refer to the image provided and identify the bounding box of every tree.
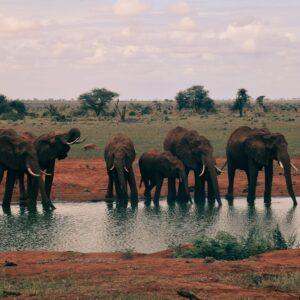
[256,95,265,107]
[10,100,27,115]
[78,88,119,116]
[0,94,12,114]
[232,88,250,117]
[175,85,215,112]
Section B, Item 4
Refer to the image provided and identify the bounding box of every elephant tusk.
[27,167,40,177]
[291,163,299,172]
[73,137,86,144]
[220,161,227,170]
[124,166,129,173]
[215,165,224,173]
[66,137,80,145]
[40,170,52,176]
[199,165,206,176]
[110,165,115,171]
[278,161,284,169]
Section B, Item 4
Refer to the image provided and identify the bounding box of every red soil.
[5,157,299,203]
[1,249,300,299]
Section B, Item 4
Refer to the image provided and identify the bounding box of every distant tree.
[175,85,215,112]
[9,100,27,115]
[45,104,59,116]
[0,94,12,114]
[232,88,250,117]
[78,88,119,116]
[256,95,265,107]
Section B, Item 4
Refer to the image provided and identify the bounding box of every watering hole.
[0,198,299,253]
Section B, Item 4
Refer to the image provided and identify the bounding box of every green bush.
[174,225,296,260]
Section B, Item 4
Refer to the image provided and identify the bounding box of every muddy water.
[0,198,299,253]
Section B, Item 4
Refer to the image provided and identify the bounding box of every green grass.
[172,225,297,260]
[218,271,300,292]
[1,104,300,158]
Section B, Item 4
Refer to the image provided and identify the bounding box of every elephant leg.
[44,161,55,198]
[127,167,138,201]
[207,175,215,204]
[153,175,164,203]
[247,163,258,205]
[264,162,273,204]
[0,166,5,184]
[194,170,206,203]
[178,168,189,199]
[2,170,16,208]
[225,164,236,201]
[105,170,114,198]
[143,176,152,198]
[28,175,38,207]
[18,172,28,205]
[167,177,176,202]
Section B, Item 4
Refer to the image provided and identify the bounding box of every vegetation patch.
[172,225,297,260]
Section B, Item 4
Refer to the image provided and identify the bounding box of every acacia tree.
[175,85,215,112]
[78,88,119,116]
[232,88,250,117]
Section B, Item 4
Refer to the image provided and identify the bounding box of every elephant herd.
[0,125,298,211]
[105,126,298,207]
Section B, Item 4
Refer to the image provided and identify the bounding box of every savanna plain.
[1,100,300,299]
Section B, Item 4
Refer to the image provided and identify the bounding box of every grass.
[218,271,300,292]
[1,104,300,159]
[172,225,297,260]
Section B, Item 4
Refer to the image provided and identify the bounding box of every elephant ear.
[35,134,57,161]
[245,134,271,165]
[106,152,115,169]
[176,135,198,169]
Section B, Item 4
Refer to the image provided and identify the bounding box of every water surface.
[0,198,298,253]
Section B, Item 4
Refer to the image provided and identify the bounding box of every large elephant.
[225,126,297,205]
[19,128,82,203]
[0,134,55,210]
[104,134,138,201]
[139,149,191,202]
[164,126,222,205]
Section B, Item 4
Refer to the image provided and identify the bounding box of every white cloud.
[83,46,107,64]
[167,1,191,16]
[121,45,139,57]
[0,16,36,33]
[284,32,297,42]
[112,0,149,17]
[175,16,196,31]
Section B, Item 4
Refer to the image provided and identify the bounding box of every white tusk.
[40,170,52,176]
[291,163,299,172]
[278,161,284,169]
[215,165,224,173]
[66,137,80,145]
[199,165,206,176]
[27,167,40,177]
[124,166,129,173]
[110,165,115,171]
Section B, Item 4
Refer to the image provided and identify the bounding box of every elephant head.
[175,130,221,205]
[245,131,297,205]
[35,128,82,162]
[0,135,55,209]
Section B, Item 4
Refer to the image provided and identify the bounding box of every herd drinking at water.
[0,125,298,211]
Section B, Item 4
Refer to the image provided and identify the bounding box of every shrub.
[173,225,296,260]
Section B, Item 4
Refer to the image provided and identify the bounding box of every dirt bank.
[1,249,300,299]
[3,157,299,203]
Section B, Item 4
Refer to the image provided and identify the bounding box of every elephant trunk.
[179,170,191,201]
[115,161,128,200]
[205,158,222,206]
[278,153,297,205]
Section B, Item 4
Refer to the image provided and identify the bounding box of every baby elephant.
[139,149,191,202]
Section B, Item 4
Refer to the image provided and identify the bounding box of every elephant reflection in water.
[226,126,298,206]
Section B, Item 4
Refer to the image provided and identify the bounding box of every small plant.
[173,225,296,261]
[120,248,135,260]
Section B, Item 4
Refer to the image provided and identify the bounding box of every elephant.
[164,126,222,205]
[19,128,82,203]
[225,126,297,206]
[0,134,55,210]
[104,133,138,201]
[139,149,191,203]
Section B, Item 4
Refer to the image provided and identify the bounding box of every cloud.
[175,16,196,31]
[0,16,36,34]
[284,32,297,42]
[83,45,107,64]
[112,0,149,17]
[167,1,191,16]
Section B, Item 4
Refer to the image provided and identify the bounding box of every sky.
[0,0,299,100]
